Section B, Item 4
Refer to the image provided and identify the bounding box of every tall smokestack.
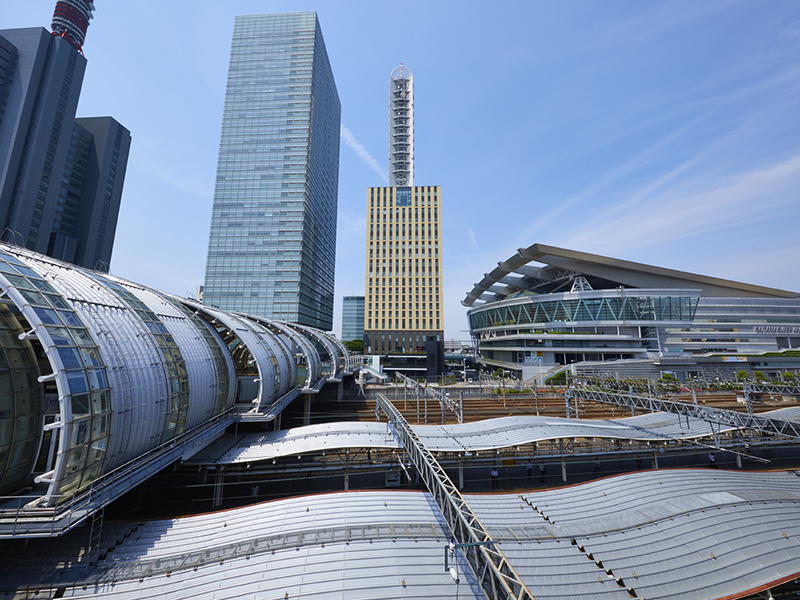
[51,0,96,51]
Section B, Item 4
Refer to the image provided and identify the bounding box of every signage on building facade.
[754,326,800,334]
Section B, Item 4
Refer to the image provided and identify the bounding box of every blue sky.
[5,1,800,341]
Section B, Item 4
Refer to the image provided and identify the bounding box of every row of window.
[370,300,439,310]
[367,277,440,289]
[469,296,700,330]
[367,319,440,330]
[369,207,439,223]
[370,224,439,240]
[370,310,440,319]
[369,189,438,208]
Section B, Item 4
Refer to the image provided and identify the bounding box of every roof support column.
[303,393,312,426]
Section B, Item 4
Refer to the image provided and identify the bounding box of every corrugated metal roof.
[196,409,800,464]
[9,491,483,599]
[2,472,800,599]
[191,422,402,464]
[467,469,800,599]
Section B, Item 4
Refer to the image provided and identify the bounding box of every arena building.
[463,244,800,381]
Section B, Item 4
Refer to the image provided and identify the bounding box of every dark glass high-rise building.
[0,2,130,272]
[203,12,341,330]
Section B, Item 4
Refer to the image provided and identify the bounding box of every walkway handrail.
[376,393,535,600]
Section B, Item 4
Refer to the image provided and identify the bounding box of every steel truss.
[376,394,535,600]
[743,383,800,415]
[394,372,463,423]
[566,387,800,440]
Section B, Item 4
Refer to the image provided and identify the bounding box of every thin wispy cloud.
[341,124,388,184]
[134,157,213,198]
[517,112,711,244]
[560,151,800,254]
[337,209,366,243]
[467,227,479,248]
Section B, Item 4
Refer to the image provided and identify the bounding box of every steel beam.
[566,386,800,440]
[743,383,800,396]
[377,394,534,600]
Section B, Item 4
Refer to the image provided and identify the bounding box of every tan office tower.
[364,185,443,353]
[364,66,444,354]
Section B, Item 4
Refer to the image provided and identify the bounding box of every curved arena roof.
[463,243,798,307]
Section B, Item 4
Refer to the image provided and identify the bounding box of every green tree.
[736,370,748,381]
[344,339,363,353]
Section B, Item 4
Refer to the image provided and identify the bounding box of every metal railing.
[0,409,235,538]
[346,355,365,371]
[376,393,535,600]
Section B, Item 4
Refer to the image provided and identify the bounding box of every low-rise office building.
[341,295,364,342]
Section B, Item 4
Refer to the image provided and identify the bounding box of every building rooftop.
[463,243,799,307]
[3,470,800,600]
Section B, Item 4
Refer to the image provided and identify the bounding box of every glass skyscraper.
[204,12,341,330]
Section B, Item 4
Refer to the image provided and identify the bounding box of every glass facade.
[0,304,43,496]
[203,12,341,331]
[469,293,700,331]
[662,296,800,354]
[0,249,111,499]
[341,296,364,342]
[469,289,800,377]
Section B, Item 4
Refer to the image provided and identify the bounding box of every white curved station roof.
[194,409,800,464]
[3,470,799,600]
[195,421,403,464]
[0,244,347,502]
[2,491,484,600]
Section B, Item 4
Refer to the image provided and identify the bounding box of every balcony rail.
[0,409,236,538]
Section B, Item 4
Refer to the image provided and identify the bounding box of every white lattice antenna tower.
[389,64,413,187]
